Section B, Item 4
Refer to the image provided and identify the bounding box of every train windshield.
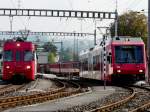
[24,51,34,61]
[16,51,21,61]
[115,46,143,63]
[4,50,13,61]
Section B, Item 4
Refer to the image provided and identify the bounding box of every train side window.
[107,53,112,64]
[73,63,79,68]
[96,55,100,64]
[93,56,96,65]
[4,50,13,61]
[107,56,110,63]
[36,53,38,59]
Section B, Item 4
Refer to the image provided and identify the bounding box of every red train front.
[110,37,146,82]
[2,40,37,82]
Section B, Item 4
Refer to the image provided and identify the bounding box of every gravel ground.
[62,87,130,112]
[1,78,56,98]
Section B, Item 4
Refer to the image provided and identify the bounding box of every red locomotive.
[2,39,37,82]
[79,36,147,83]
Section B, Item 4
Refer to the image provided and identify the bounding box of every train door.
[99,52,101,80]
[34,51,37,77]
[88,52,93,79]
[0,51,2,73]
[80,59,83,77]
[107,52,113,81]
[93,54,100,80]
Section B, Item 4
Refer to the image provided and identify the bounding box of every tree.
[42,42,57,63]
[43,42,57,56]
[62,48,74,61]
[48,52,55,63]
[110,11,148,46]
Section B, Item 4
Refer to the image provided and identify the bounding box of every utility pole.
[148,0,150,83]
[9,16,13,32]
[94,29,96,45]
[94,19,102,45]
[103,35,106,90]
[115,0,118,37]
[76,37,79,61]
[9,16,13,38]
[73,32,76,61]
[60,41,63,61]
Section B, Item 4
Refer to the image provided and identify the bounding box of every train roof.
[112,36,144,45]
[79,49,89,56]
[4,41,35,50]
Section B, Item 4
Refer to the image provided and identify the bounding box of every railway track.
[0,78,81,111]
[0,78,42,98]
[87,85,150,112]
[124,85,150,112]
[61,86,132,112]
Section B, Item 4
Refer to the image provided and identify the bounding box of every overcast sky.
[0,0,147,34]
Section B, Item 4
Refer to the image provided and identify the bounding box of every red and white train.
[79,36,147,83]
[2,39,37,82]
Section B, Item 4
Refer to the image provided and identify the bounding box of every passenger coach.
[44,61,80,77]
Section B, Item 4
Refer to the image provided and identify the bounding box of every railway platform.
[4,86,115,112]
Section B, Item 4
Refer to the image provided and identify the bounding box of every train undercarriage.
[111,74,145,84]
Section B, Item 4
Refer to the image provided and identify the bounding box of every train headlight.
[6,66,10,69]
[26,65,31,69]
[139,70,143,73]
[117,70,121,73]
[16,43,20,47]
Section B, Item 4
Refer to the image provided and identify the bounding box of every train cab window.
[4,50,13,61]
[16,51,21,61]
[24,51,34,61]
[135,46,143,63]
[115,46,143,63]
